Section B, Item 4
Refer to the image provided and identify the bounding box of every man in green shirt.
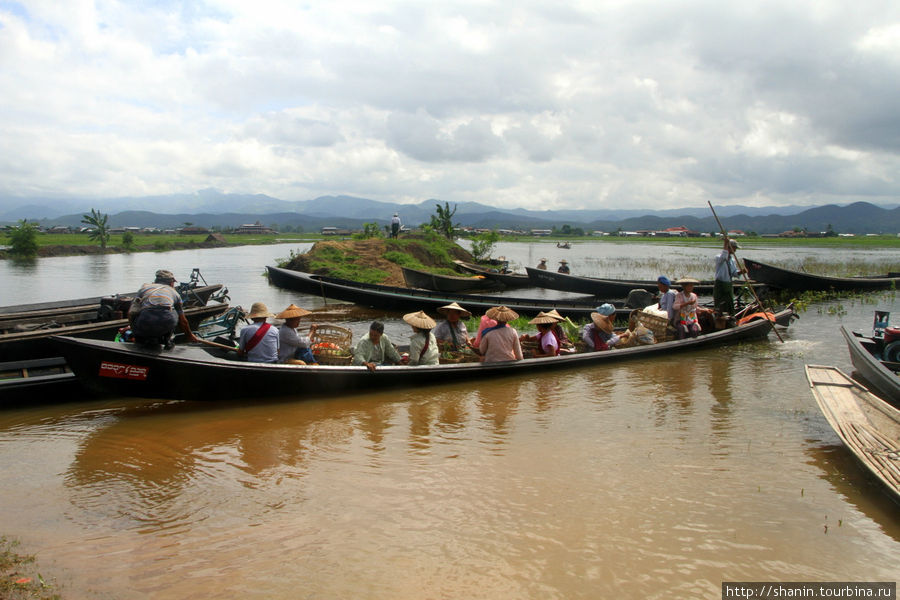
[352,321,402,371]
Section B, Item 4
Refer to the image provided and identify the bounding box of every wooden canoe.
[745,258,900,292]
[0,302,229,362]
[524,267,716,296]
[0,356,82,405]
[267,266,641,319]
[841,326,900,406]
[453,261,533,288]
[401,266,504,292]
[52,306,795,401]
[805,364,900,503]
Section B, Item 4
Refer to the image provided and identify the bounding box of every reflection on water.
[1,245,899,598]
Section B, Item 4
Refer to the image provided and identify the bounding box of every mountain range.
[1,191,899,235]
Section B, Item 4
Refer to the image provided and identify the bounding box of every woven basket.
[632,310,672,342]
[310,324,353,365]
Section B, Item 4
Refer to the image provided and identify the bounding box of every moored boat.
[454,260,533,289]
[53,306,795,401]
[0,356,82,405]
[401,266,503,292]
[524,267,717,297]
[267,266,643,319]
[841,325,900,406]
[744,258,900,292]
[805,364,900,503]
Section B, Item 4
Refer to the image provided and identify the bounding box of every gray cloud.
[0,0,898,210]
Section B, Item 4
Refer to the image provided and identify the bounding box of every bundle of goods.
[310,324,353,365]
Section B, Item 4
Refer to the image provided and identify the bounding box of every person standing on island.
[390,213,401,238]
[129,269,200,348]
[714,238,745,316]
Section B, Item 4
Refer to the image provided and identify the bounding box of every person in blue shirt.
[656,276,677,324]
[714,239,745,315]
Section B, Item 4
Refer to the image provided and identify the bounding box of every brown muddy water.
[0,243,897,599]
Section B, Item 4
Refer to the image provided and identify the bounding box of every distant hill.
[1,191,899,234]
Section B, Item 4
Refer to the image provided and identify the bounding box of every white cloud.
[0,0,899,210]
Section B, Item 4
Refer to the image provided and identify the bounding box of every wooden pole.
[708,201,784,343]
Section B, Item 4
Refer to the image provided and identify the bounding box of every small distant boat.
[401,266,504,293]
[525,267,716,297]
[556,242,571,249]
[805,364,900,503]
[454,261,533,289]
[744,258,900,292]
[841,324,900,406]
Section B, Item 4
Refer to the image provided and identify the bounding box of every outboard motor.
[97,295,134,321]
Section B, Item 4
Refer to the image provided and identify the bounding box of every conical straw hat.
[275,303,311,319]
[529,312,558,325]
[486,305,519,322]
[437,302,472,318]
[403,310,436,329]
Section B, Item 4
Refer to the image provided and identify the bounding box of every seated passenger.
[656,275,677,324]
[521,312,561,357]
[581,304,629,351]
[403,310,439,366]
[557,259,570,274]
[478,306,523,363]
[471,314,498,350]
[352,321,402,372]
[673,278,702,339]
[276,303,317,364]
[433,302,472,352]
[545,309,575,352]
[238,302,280,363]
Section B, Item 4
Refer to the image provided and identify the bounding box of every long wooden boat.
[805,364,900,503]
[454,261,533,289]
[524,267,716,296]
[53,306,794,401]
[401,266,503,293]
[267,266,639,319]
[0,356,82,405]
[841,326,900,406]
[0,284,224,331]
[0,302,229,362]
[744,258,900,292]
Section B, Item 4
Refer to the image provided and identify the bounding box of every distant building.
[233,222,275,235]
[531,229,552,236]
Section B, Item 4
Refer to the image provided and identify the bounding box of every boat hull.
[525,267,716,296]
[841,326,900,406]
[0,303,229,361]
[401,266,504,292]
[745,258,900,292]
[805,364,900,503]
[267,266,637,318]
[454,261,533,289]
[53,309,793,401]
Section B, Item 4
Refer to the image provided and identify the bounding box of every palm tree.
[81,208,110,249]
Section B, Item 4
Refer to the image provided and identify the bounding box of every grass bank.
[0,537,59,600]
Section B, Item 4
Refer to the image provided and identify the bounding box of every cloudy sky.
[1,0,898,211]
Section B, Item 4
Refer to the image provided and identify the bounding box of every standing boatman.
[713,238,746,316]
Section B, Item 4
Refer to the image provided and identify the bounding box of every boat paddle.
[707,201,784,343]
[195,338,239,352]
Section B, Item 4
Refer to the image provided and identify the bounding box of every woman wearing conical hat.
[403,310,439,366]
[522,312,561,357]
[433,302,472,352]
[276,303,317,364]
[478,306,523,363]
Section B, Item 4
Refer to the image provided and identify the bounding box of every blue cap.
[657,276,671,286]
[595,303,616,316]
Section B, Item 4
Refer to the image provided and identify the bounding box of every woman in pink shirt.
[478,306,524,363]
